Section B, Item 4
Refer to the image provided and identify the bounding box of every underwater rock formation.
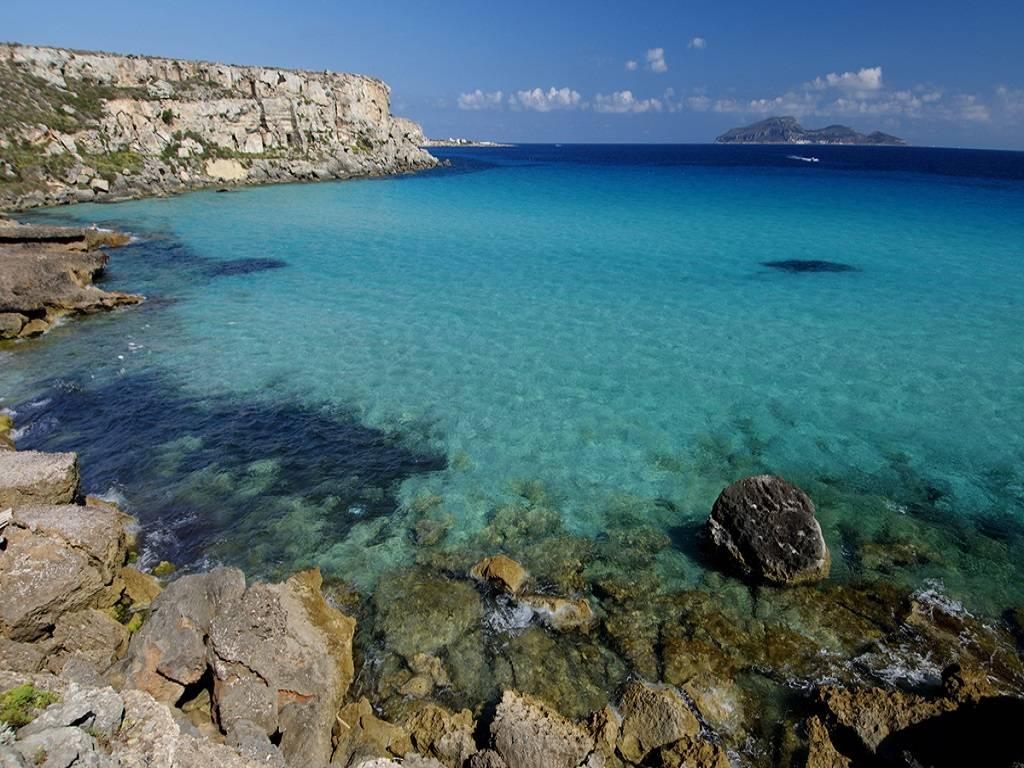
[762,259,858,273]
[708,474,830,584]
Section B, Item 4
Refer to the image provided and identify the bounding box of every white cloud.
[689,37,707,50]
[594,90,663,114]
[997,85,1024,115]
[646,47,668,74]
[509,86,584,112]
[811,66,884,93]
[457,89,504,111]
[686,95,711,111]
[954,94,990,123]
[625,60,638,72]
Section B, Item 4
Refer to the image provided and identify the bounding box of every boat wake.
[787,154,820,163]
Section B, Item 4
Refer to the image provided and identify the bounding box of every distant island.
[716,116,905,145]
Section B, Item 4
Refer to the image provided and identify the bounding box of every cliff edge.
[0,43,436,210]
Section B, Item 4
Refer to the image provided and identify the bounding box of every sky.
[4,0,1024,149]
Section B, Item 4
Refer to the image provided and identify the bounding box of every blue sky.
[5,0,1023,148]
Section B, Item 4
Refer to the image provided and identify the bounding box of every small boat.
[786,155,820,163]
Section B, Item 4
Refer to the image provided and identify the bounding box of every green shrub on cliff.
[0,684,58,728]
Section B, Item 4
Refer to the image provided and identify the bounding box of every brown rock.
[0,504,128,641]
[708,475,830,584]
[617,682,700,764]
[333,697,412,765]
[0,411,14,450]
[46,607,130,674]
[0,451,80,508]
[654,735,731,768]
[121,566,163,609]
[209,568,356,767]
[818,685,953,752]
[490,690,594,768]
[404,703,477,768]
[805,716,850,768]
[470,555,528,594]
[119,568,247,703]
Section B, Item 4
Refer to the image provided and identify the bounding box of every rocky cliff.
[0,43,436,210]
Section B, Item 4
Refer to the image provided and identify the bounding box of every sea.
[3,143,1024,620]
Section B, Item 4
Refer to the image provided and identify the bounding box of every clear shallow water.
[3,144,1024,614]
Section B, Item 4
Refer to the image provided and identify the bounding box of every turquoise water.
[3,145,1024,615]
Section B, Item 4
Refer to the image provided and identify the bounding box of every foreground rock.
[116,566,355,767]
[0,450,79,508]
[0,43,436,211]
[0,221,142,340]
[490,690,594,768]
[0,501,129,642]
[707,474,830,584]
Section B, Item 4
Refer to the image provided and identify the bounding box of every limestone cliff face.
[0,43,436,210]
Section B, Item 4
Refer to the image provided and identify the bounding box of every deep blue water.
[2,144,1023,612]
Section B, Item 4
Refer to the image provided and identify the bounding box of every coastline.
[0,42,437,212]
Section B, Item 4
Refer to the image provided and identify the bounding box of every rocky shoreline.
[0,43,437,211]
[3,408,1024,767]
[0,217,143,340]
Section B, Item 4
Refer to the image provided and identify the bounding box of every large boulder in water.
[707,475,829,584]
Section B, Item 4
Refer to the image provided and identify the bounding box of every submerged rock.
[762,259,858,273]
[708,475,830,584]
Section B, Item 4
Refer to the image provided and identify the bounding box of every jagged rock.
[118,568,246,702]
[654,735,731,768]
[0,746,28,768]
[0,504,128,641]
[12,726,104,768]
[226,719,286,768]
[708,475,830,584]
[0,413,14,450]
[805,716,850,768]
[818,685,953,752]
[0,639,46,673]
[19,682,124,739]
[616,682,700,765]
[469,555,528,594]
[404,704,477,768]
[466,751,508,768]
[115,688,269,767]
[119,567,162,610]
[490,690,593,768]
[210,568,355,766]
[0,452,79,508]
[0,228,143,340]
[332,697,412,766]
[519,595,596,632]
[586,706,622,766]
[45,609,129,674]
